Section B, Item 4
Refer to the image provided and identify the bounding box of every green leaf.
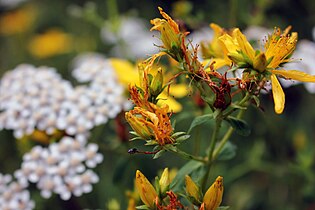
[225,116,251,136]
[153,150,166,159]
[136,205,150,209]
[188,113,213,134]
[170,160,203,192]
[175,134,190,142]
[229,103,247,110]
[145,140,158,146]
[217,141,237,160]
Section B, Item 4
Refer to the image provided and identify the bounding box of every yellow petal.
[202,58,231,70]
[110,58,139,86]
[271,74,285,114]
[158,92,182,112]
[168,84,189,98]
[135,170,158,209]
[272,70,315,82]
[203,176,224,210]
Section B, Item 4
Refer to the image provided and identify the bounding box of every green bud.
[149,68,164,96]
[253,52,267,72]
[159,168,170,196]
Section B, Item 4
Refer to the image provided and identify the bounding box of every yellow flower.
[0,6,36,35]
[266,28,315,114]
[150,7,181,51]
[202,176,223,210]
[201,23,232,70]
[28,29,72,58]
[220,27,315,114]
[135,170,158,209]
[126,104,174,145]
[219,28,256,68]
[159,168,170,195]
[110,58,139,87]
[185,175,202,204]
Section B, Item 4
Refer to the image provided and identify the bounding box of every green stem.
[165,146,207,163]
[212,107,246,160]
[201,114,223,191]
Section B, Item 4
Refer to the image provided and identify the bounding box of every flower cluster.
[0,173,34,210]
[0,61,129,141]
[14,136,102,200]
[134,169,223,210]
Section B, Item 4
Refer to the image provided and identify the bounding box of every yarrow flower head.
[14,136,103,200]
[0,61,130,141]
[0,173,34,210]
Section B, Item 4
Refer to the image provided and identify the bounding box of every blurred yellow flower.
[28,29,73,58]
[0,6,36,35]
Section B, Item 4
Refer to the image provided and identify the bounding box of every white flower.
[100,17,158,59]
[0,173,34,210]
[15,136,103,200]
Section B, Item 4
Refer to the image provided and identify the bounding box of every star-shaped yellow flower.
[219,27,315,114]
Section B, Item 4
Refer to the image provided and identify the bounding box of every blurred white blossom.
[0,62,129,139]
[0,173,34,210]
[100,17,159,59]
[14,136,103,200]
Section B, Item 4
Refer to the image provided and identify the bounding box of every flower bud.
[253,52,267,72]
[150,68,164,97]
[125,112,152,139]
[202,176,223,210]
[159,168,170,196]
[135,170,158,209]
[185,175,202,205]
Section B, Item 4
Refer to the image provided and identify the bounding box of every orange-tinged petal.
[271,74,285,114]
[135,170,158,209]
[203,176,224,210]
[272,70,315,82]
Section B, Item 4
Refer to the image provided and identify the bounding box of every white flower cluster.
[100,17,158,59]
[0,61,129,140]
[0,173,34,210]
[14,136,103,200]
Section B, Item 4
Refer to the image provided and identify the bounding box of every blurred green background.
[1,0,315,210]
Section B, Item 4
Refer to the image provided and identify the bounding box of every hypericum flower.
[0,173,35,210]
[200,23,232,69]
[0,5,35,35]
[185,175,202,205]
[220,27,315,113]
[150,7,181,53]
[159,168,170,196]
[126,103,174,145]
[14,136,103,200]
[135,170,158,209]
[28,29,73,58]
[201,176,223,210]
